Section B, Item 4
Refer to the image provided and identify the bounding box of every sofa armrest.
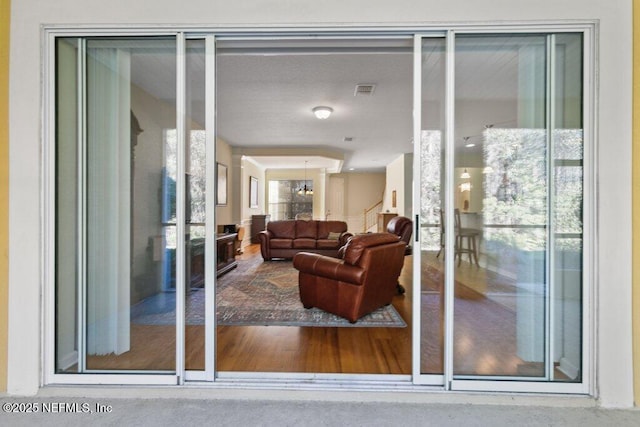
[293,252,364,285]
[258,229,273,240]
[258,230,273,260]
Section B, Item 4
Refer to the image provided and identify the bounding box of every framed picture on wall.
[216,162,227,206]
[249,176,259,208]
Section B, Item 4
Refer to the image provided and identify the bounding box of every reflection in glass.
[451,34,583,381]
[419,38,446,375]
[83,38,177,371]
[55,38,79,373]
[185,39,206,370]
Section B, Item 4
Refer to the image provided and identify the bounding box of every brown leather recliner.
[386,216,413,255]
[293,233,406,323]
[386,216,413,295]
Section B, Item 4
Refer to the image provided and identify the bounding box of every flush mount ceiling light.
[463,136,476,148]
[483,166,494,174]
[312,106,333,120]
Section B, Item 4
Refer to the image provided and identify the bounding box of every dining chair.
[454,208,480,266]
[436,208,480,267]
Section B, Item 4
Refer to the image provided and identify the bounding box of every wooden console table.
[377,212,398,232]
[251,214,270,243]
[216,233,238,276]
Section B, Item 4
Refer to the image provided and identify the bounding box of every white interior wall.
[215,138,233,225]
[385,155,405,215]
[241,158,266,222]
[385,153,413,219]
[7,0,633,407]
[342,172,385,232]
[240,157,266,247]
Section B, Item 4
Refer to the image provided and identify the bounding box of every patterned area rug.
[132,257,406,328]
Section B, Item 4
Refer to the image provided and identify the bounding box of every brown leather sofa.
[293,233,406,323]
[258,220,352,260]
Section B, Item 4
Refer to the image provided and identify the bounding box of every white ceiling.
[214,42,415,172]
[128,36,561,172]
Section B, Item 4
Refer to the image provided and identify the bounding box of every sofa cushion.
[293,238,316,249]
[270,238,293,249]
[295,220,318,239]
[267,221,296,239]
[317,221,347,239]
[342,233,401,265]
[316,239,340,249]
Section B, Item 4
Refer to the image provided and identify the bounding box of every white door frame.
[42,23,594,395]
[410,27,594,394]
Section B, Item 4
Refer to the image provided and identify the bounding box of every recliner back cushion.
[343,233,400,265]
[317,221,347,239]
[295,220,318,239]
[267,221,296,239]
[387,216,413,244]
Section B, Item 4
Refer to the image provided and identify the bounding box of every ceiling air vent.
[354,84,376,96]
[343,137,354,142]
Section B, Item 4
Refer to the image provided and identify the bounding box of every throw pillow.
[327,232,342,240]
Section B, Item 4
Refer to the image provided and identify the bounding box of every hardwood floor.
[85,244,554,379]
[84,244,413,374]
[211,245,413,374]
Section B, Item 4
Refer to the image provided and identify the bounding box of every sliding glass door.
[414,36,447,379]
[414,31,588,391]
[184,38,208,373]
[54,37,180,376]
[50,28,589,392]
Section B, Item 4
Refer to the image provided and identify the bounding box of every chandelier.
[297,161,313,195]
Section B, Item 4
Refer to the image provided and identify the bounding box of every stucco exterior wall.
[5,0,635,407]
[0,0,10,394]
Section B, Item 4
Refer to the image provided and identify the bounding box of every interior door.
[327,176,345,221]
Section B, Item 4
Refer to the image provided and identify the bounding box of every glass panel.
[185,39,206,370]
[451,34,583,381]
[419,37,447,374]
[551,33,583,382]
[55,38,79,373]
[453,34,548,378]
[84,38,177,371]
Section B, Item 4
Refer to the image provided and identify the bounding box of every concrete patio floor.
[1,391,639,426]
